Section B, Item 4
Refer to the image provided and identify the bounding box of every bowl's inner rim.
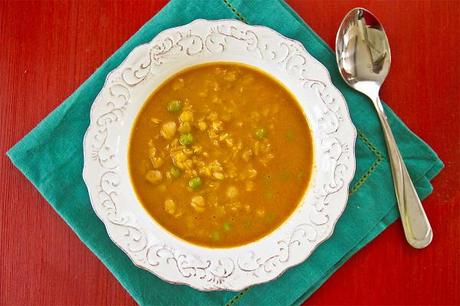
[114,58,324,256]
[125,61,319,250]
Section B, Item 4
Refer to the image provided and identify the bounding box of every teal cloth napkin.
[7,0,443,305]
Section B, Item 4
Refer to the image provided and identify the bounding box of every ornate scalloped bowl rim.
[82,19,356,291]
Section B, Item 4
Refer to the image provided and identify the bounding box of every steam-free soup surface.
[129,63,313,248]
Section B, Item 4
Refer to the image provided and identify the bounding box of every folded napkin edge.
[291,160,443,306]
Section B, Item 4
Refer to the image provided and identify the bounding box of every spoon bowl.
[335,8,433,249]
[336,8,391,97]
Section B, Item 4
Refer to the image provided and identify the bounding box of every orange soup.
[129,63,313,247]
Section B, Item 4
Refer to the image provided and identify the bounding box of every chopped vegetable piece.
[188,176,202,189]
[256,208,265,217]
[148,146,156,158]
[167,100,182,113]
[179,133,193,146]
[191,195,205,212]
[164,199,176,215]
[145,170,162,184]
[197,121,207,131]
[150,157,164,169]
[150,118,161,124]
[179,110,193,122]
[242,149,253,161]
[170,166,181,178]
[178,122,192,133]
[212,172,224,180]
[254,127,267,140]
[192,145,202,154]
[226,186,239,199]
[247,168,257,178]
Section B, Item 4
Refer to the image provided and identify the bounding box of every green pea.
[188,176,202,190]
[167,100,182,113]
[211,231,221,241]
[254,127,267,140]
[179,133,193,146]
[223,221,232,232]
[170,166,181,178]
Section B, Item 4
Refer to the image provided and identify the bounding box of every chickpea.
[145,170,162,184]
[191,195,205,213]
[160,121,177,140]
[164,199,176,215]
[226,186,239,199]
[179,110,193,122]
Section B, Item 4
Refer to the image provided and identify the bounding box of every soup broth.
[129,63,313,247]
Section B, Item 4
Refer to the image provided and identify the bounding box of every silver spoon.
[335,8,432,248]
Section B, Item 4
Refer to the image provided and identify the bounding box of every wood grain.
[0,0,459,305]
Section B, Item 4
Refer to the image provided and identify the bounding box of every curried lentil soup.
[129,63,313,248]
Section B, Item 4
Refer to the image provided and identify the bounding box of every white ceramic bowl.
[83,19,356,291]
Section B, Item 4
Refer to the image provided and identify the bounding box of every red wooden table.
[1,1,459,305]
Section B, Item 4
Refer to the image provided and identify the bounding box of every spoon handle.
[372,96,433,248]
